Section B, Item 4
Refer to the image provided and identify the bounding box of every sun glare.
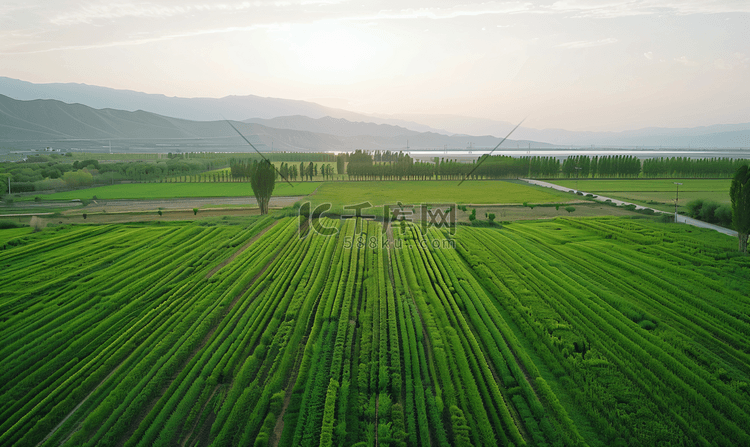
[284,23,389,84]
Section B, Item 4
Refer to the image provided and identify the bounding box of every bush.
[34,196,42,202]
[9,182,35,193]
[565,206,576,213]
[83,213,87,220]
[659,213,675,223]
[685,199,704,218]
[34,178,66,191]
[63,169,94,188]
[157,210,163,217]
[698,201,720,223]
[715,204,733,227]
[0,220,23,229]
[193,208,199,216]
[685,199,732,226]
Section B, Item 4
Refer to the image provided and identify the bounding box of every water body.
[408,148,750,161]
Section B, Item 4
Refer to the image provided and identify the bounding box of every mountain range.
[0,94,550,153]
[0,76,748,149]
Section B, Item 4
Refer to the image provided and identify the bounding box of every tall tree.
[249,160,276,214]
[730,164,750,252]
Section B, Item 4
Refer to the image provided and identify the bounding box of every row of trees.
[340,151,749,180]
[643,157,748,177]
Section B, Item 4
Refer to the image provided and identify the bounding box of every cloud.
[674,55,697,66]
[49,1,343,25]
[359,3,533,21]
[714,52,749,70]
[554,37,618,49]
[547,0,750,19]
[644,51,653,59]
[0,23,280,54]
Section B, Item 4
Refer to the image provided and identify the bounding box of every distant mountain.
[0,77,449,134]
[376,113,750,148]
[2,76,746,148]
[244,116,424,138]
[0,95,550,153]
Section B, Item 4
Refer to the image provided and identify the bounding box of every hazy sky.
[1,1,748,131]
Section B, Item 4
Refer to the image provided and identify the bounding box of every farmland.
[299,180,569,217]
[553,179,732,211]
[29,182,321,201]
[1,214,749,446]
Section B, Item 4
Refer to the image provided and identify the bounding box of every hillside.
[0,95,551,152]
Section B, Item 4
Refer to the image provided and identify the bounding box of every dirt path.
[179,386,220,447]
[206,220,279,279]
[267,334,308,447]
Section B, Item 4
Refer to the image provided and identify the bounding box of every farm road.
[521,179,738,238]
[72,196,302,213]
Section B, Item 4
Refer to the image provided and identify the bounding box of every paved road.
[520,178,738,238]
[674,214,738,237]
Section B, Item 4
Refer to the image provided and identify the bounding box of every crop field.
[554,179,732,208]
[301,180,568,217]
[1,214,749,446]
[31,182,322,201]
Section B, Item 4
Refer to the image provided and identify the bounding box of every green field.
[302,180,567,215]
[1,215,748,446]
[30,181,322,201]
[555,179,731,210]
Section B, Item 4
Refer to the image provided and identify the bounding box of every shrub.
[34,178,66,191]
[193,208,199,216]
[565,206,576,213]
[34,196,42,202]
[715,204,733,227]
[685,199,704,218]
[488,213,496,223]
[659,213,675,223]
[62,169,94,188]
[698,201,721,223]
[0,220,23,229]
[83,213,87,220]
[157,210,163,217]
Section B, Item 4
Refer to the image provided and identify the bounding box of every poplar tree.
[250,160,276,214]
[730,165,750,252]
